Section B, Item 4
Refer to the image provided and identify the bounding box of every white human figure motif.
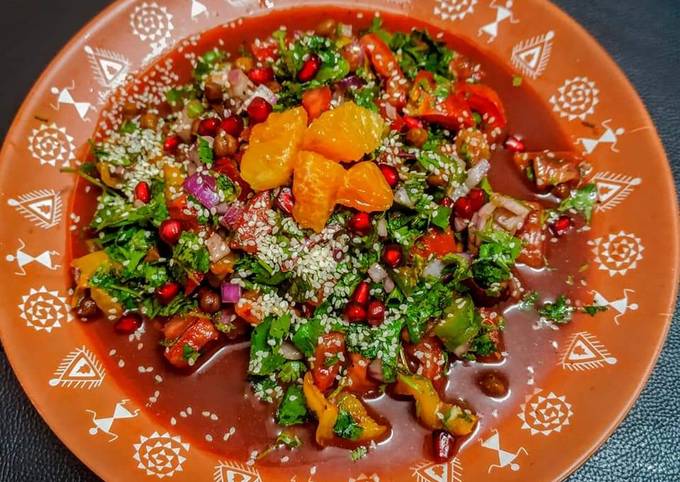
[6,239,60,275]
[86,400,140,442]
[478,0,518,43]
[591,289,639,325]
[578,119,625,155]
[50,82,92,121]
[481,430,527,472]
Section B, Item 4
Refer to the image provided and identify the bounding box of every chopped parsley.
[557,183,598,223]
[472,230,522,293]
[276,385,308,426]
[333,409,364,440]
[182,344,200,366]
[197,137,214,166]
[539,295,573,324]
[350,446,368,461]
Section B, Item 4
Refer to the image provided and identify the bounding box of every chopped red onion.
[383,276,395,294]
[465,159,490,189]
[491,194,530,217]
[220,202,244,230]
[280,341,304,361]
[423,259,445,279]
[368,263,388,283]
[336,75,366,92]
[205,232,230,263]
[394,186,414,208]
[376,218,388,238]
[227,69,254,100]
[220,282,242,304]
[183,173,220,209]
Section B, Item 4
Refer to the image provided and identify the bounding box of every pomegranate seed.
[298,54,322,82]
[432,430,456,463]
[348,212,372,236]
[350,281,371,306]
[454,197,474,219]
[382,244,403,268]
[163,135,181,154]
[403,115,423,130]
[198,117,220,137]
[275,187,295,215]
[220,115,244,137]
[367,299,386,326]
[467,188,487,211]
[156,281,180,305]
[247,66,275,85]
[504,135,525,153]
[550,215,573,237]
[159,219,183,245]
[344,302,367,323]
[247,97,273,124]
[440,197,454,208]
[114,314,141,335]
[378,164,399,188]
[301,302,316,318]
[134,181,151,204]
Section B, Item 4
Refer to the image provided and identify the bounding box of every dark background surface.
[0,1,678,481]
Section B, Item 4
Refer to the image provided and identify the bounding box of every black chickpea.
[122,101,139,118]
[204,81,223,104]
[76,296,100,319]
[140,112,159,130]
[316,19,337,37]
[406,127,429,148]
[213,131,239,157]
[198,288,222,314]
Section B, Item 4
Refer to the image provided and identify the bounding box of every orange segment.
[337,161,394,212]
[302,101,385,162]
[240,107,308,191]
[292,151,346,232]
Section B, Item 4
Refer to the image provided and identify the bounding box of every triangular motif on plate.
[511,31,554,78]
[7,189,63,229]
[49,346,105,389]
[213,461,262,482]
[84,45,130,88]
[560,332,617,371]
[592,171,641,212]
[411,458,462,482]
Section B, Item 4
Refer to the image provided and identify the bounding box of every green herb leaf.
[197,137,214,166]
[539,295,573,324]
[557,183,598,223]
[333,410,364,440]
[276,385,308,426]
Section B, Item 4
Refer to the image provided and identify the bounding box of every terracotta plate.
[0,1,677,481]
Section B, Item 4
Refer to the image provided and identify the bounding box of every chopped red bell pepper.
[302,86,332,120]
[213,157,252,201]
[163,315,219,368]
[230,191,273,254]
[312,332,346,392]
[360,33,408,108]
[407,71,475,130]
[454,83,507,129]
[411,228,460,260]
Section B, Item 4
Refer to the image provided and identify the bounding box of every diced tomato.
[347,353,378,393]
[184,272,205,295]
[166,194,199,229]
[302,86,332,120]
[411,228,460,260]
[234,291,261,325]
[454,83,507,129]
[163,315,219,368]
[516,203,546,269]
[312,332,346,392]
[360,34,408,108]
[230,192,273,254]
[408,71,474,130]
[404,336,446,382]
[213,157,252,201]
[250,40,279,62]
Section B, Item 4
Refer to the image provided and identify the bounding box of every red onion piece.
[280,341,304,360]
[183,172,220,209]
[368,263,388,283]
[227,69,254,100]
[205,232,230,263]
[220,202,244,230]
[383,276,395,293]
[220,282,242,303]
[336,75,366,92]
[242,84,277,111]
[368,359,385,382]
[423,259,445,279]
